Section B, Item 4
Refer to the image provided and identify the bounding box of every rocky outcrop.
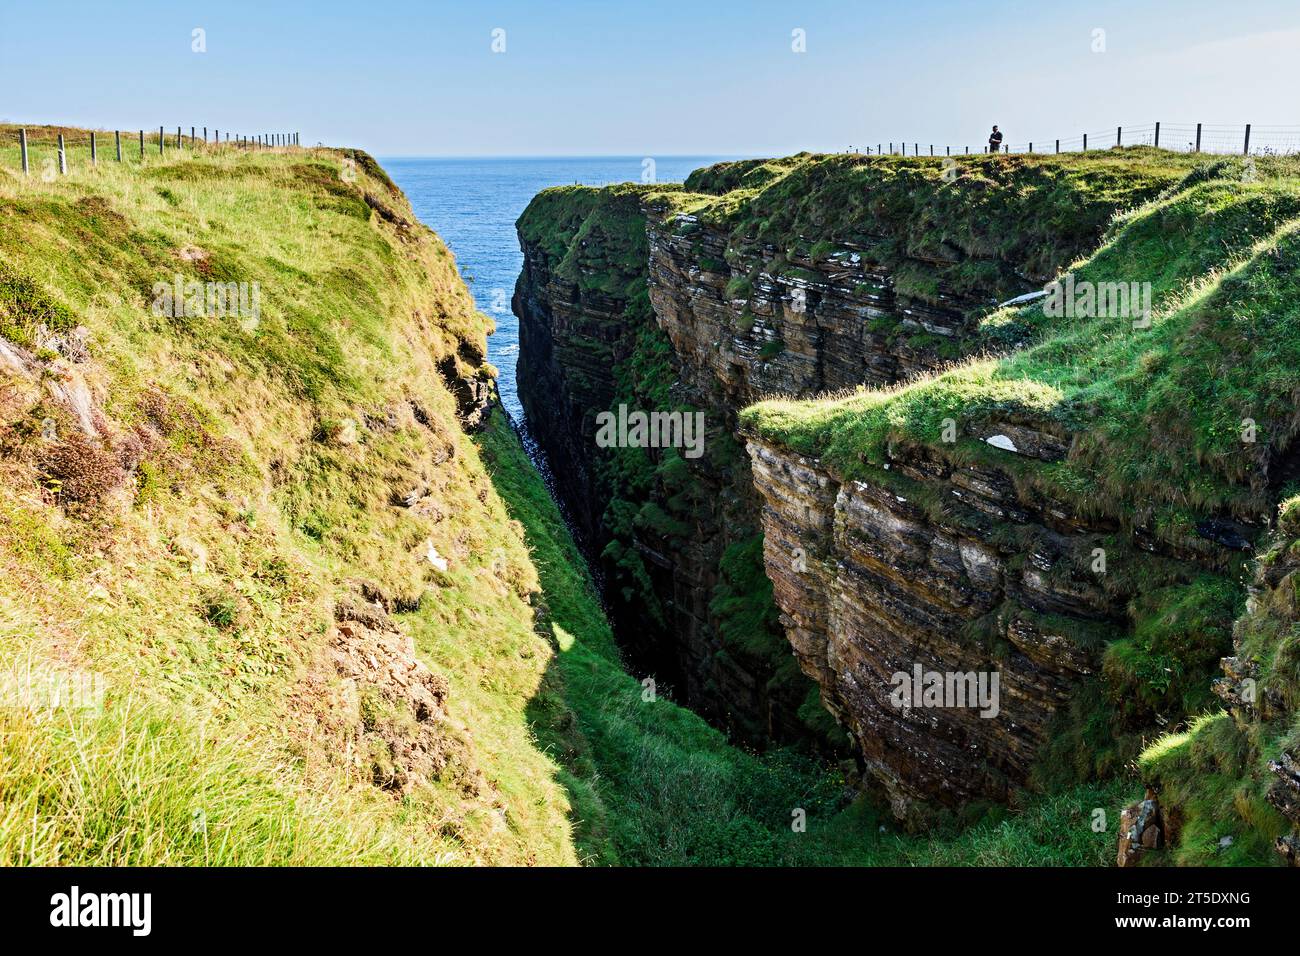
[1132,511,1300,865]
[646,216,981,402]
[744,433,1132,819]
[1211,524,1300,865]
[1117,791,1164,867]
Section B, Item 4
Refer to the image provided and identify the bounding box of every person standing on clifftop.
[988,125,1004,153]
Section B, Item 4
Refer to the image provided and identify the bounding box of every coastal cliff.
[516,149,1300,832]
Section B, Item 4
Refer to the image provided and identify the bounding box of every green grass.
[0,684,456,865]
[1137,508,1300,866]
[669,149,1205,309]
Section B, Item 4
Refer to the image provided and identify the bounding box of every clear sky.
[2,0,1297,156]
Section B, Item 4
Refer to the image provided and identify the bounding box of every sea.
[381,156,738,423]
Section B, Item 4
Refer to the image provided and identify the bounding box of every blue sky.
[2,0,1297,156]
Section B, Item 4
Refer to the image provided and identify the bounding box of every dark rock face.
[513,214,818,747]
[436,350,496,433]
[513,241,619,548]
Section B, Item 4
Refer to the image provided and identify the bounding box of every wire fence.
[9,120,1300,182]
[1,125,302,177]
[855,123,1300,158]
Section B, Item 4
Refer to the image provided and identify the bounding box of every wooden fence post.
[1055,139,1059,153]
[1195,123,1202,152]
[139,130,144,158]
[58,134,67,175]
[1244,124,1251,155]
[159,126,164,155]
[177,126,182,149]
[91,131,97,165]
[1083,133,1088,151]
[115,130,122,161]
[1029,142,1033,153]
[19,128,29,175]
[1116,126,1122,147]
[1154,122,1160,148]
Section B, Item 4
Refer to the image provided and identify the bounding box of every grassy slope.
[1137,495,1300,866]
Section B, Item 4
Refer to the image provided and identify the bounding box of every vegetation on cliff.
[0,125,603,863]
[10,129,1280,866]
[671,149,1194,335]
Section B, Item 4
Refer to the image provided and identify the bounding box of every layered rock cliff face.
[743,426,1242,821]
[645,153,1177,403]
[745,436,1092,815]
[517,151,1300,828]
[645,208,980,400]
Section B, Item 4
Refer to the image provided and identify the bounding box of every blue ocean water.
[382,156,737,423]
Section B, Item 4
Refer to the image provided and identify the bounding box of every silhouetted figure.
[988,126,1004,153]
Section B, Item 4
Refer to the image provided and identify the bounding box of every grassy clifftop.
[670,149,1195,311]
[743,155,1300,539]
